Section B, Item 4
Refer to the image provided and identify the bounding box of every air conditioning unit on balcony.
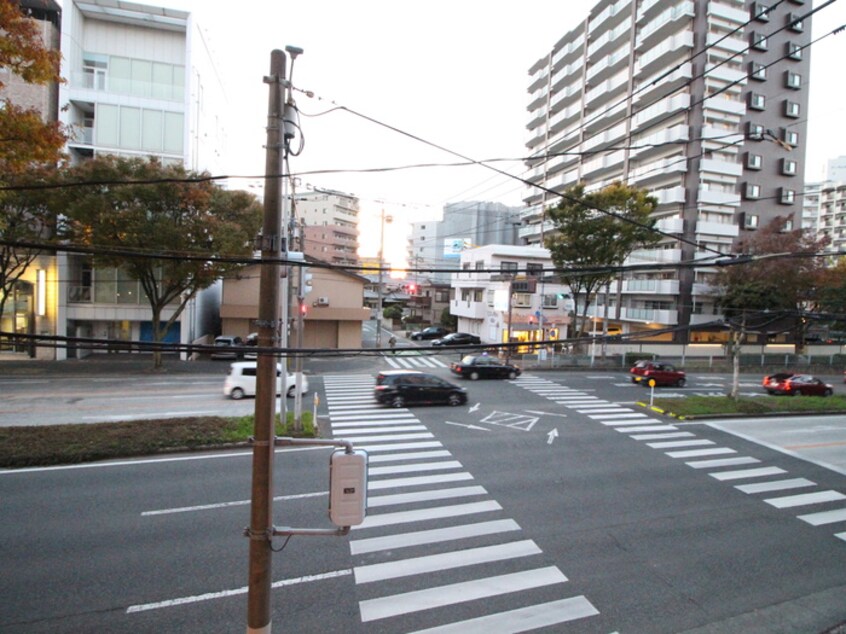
[317,296,330,306]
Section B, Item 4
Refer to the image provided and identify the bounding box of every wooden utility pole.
[246,48,286,634]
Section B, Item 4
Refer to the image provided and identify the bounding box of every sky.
[152,0,846,265]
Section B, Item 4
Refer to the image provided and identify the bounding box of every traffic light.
[300,266,313,297]
[407,283,417,295]
[300,303,307,316]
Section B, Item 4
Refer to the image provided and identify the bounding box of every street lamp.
[375,209,392,348]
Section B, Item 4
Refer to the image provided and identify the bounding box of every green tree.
[544,181,659,343]
[57,156,262,368]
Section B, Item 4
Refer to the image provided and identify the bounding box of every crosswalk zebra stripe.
[356,441,444,452]
[797,508,846,526]
[630,432,696,441]
[588,412,649,420]
[765,490,846,509]
[330,413,417,422]
[735,478,816,494]
[354,539,542,584]
[358,566,568,622]
[408,595,600,634]
[600,419,663,426]
[367,485,488,508]
[616,425,680,432]
[332,418,419,427]
[666,447,736,458]
[709,466,787,481]
[349,519,521,555]
[368,472,474,490]
[353,500,503,530]
[333,425,428,435]
[686,456,760,469]
[368,450,452,463]
[646,439,715,449]
[369,461,464,476]
[339,432,433,443]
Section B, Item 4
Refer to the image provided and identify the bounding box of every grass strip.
[650,395,846,418]
[0,412,316,469]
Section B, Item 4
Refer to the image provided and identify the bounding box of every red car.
[762,372,796,391]
[764,374,834,396]
[630,360,686,387]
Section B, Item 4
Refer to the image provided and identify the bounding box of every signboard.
[443,238,472,259]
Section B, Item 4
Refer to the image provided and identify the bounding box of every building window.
[513,293,532,308]
[475,260,485,270]
[781,158,798,175]
[779,188,796,205]
[486,290,495,307]
[542,294,558,309]
[785,71,802,89]
[786,12,804,31]
[745,153,763,170]
[744,183,761,200]
[751,2,770,21]
[783,129,799,147]
[473,289,484,303]
[750,32,768,50]
[748,93,766,110]
[784,100,800,118]
[742,213,759,229]
[526,263,544,278]
[500,261,518,273]
[786,42,802,60]
[746,122,765,140]
[749,62,767,81]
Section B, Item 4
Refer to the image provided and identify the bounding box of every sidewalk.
[0,354,227,377]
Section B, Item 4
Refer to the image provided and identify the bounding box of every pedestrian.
[389,335,397,353]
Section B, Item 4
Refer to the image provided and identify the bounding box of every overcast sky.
[153,0,845,263]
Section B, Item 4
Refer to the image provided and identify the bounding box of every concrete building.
[451,245,573,346]
[220,260,371,349]
[818,183,846,256]
[292,188,360,266]
[523,0,812,341]
[55,0,227,359]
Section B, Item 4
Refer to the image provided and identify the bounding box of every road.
[2,354,846,632]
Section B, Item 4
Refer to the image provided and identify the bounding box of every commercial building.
[55,0,227,359]
[523,0,812,341]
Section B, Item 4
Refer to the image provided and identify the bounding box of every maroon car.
[630,360,686,387]
[765,374,833,396]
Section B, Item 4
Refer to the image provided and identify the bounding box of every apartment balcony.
[619,306,679,325]
[637,0,667,22]
[552,33,586,68]
[707,1,749,24]
[634,93,690,130]
[582,121,626,153]
[706,32,746,54]
[584,98,627,134]
[627,248,683,266]
[551,58,584,92]
[548,101,581,135]
[589,0,630,38]
[549,81,583,114]
[528,65,549,93]
[525,124,548,150]
[622,278,680,295]
[518,220,557,242]
[588,16,632,59]
[698,190,740,207]
[629,156,688,186]
[634,62,692,106]
[696,219,740,238]
[655,216,685,234]
[581,150,625,180]
[586,43,630,85]
[635,30,694,76]
[701,126,743,148]
[692,282,713,296]
[584,69,629,106]
[652,186,687,207]
[635,1,695,51]
[450,299,488,320]
[68,125,94,146]
[706,96,746,117]
[548,125,581,155]
[630,124,689,160]
[527,85,549,112]
[705,63,746,85]
[700,158,743,177]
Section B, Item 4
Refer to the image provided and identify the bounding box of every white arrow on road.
[547,428,559,445]
[469,403,480,413]
[446,421,490,432]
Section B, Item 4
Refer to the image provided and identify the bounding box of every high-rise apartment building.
[292,188,360,266]
[523,0,811,341]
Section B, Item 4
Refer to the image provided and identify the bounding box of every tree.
[0,0,67,176]
[57,156,263,368]
[713,216,829,396]
[544,181,659,345]
[812,257,846,339]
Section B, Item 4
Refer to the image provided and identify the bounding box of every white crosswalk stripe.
[510,374,846,546]
[321,373,602,632]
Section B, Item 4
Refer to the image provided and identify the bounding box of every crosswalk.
[381,351,449,370]
[322,374,603,632]
[513,375,846,545]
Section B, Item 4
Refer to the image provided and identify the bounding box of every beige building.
[220,260,371,349]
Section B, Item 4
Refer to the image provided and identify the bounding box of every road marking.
[665,447,737,458]
[349,519,521,555]
[408,595,600,633]
[142,491,327,516]
[547,428,559,445]
[709,466,787,481]
[358,566,567,622]
[354,540,541,584]
[764,490,846,508]
[630,432,696,441]
[368,450,452,463]
[798,508,846,526]
[685,456,760,469]
[369,461,464,476]
[445,420,491,431]
[526,410,568,418]
[126,569,352,613]
[368,472,474,490]
[646,439,715,449]
[331,425,428,435]
[353,500,503,530]
[735,478,816,494]
[367,485,488,508]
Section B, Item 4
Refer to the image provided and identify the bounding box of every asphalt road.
[2,356,846,632]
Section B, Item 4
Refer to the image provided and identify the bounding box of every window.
[781,158,798,175]
[746,122,765,140]
[748,93,766,110]
[473,289,484,302]
[543,294,558,309]
[785,71,801,89]
[742,213,759,229]
[783,129,799,147]
[526,263,544,278]
[744,183,761,200]
[749,62,767,81]
[513,293,532,308]
[786,42,802,60]
[786,12,804,31]
[751,2,770,21]
[750,32,768,50]
[784,100,800,118]
[779,188,796,205]
[745,152,763,170]
[500,261,518,273]
[474,260,485,270]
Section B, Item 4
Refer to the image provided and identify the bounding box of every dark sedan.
[374,370,467,408]
[764,374,834,396]
[410,326,450,341]
[450,355,521,380]
[432,332,481,347]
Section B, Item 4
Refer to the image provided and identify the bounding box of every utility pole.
[375,209,391,348]
[246,48,286,634]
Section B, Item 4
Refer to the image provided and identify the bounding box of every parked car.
[450,355,521,380]
[223,361,309,400]
[432,332,482,347]
[764,374,833,396]
[630,360,686,387]
[211,335,244,360]
[374,370,467,408]
[410,326,449,341]
[762,372,796,391]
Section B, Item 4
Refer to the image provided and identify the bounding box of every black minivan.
[374,370,467,408]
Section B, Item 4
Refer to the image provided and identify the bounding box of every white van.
[223,361,309,400]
